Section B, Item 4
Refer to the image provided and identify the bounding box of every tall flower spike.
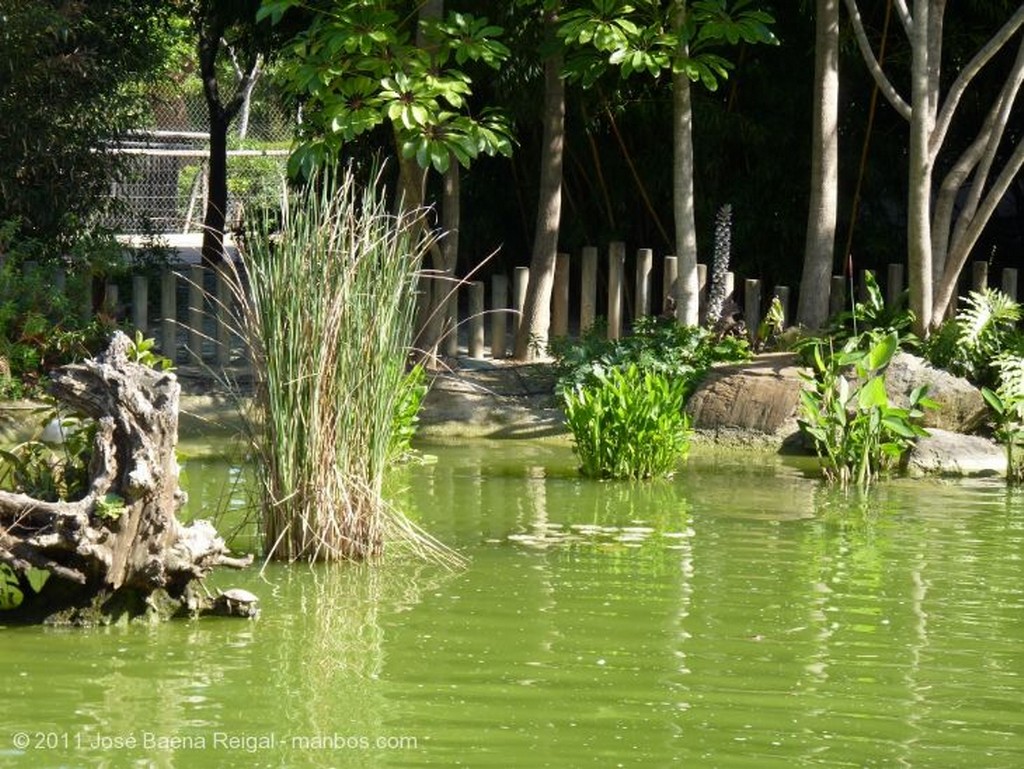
[706,203,733,327]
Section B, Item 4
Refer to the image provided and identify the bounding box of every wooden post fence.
[635,247,652,319]
[491,274,508,359]
[580,246,597,332]
[608,241,624,340]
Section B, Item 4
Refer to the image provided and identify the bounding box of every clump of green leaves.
[389,364,428,463]
[550,315,750,395]
[981,354,1024,484]
[125,330,173,371]
[258,2,512,177]
[0,220,117,396]
[551,317,746,481]
[0,410,95,503]
[755,295,785,351]
[825,271,917,350]
[798,332,934,488]
[925,288,1022,387]
[0,562,51,611]
[563,364,690,480]
[94,493,127,521]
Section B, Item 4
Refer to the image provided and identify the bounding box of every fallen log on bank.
[0,331,251,624]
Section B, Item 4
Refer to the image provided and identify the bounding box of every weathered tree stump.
[0,332,251,624]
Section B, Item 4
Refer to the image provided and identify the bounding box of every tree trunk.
[672,68,700,327]
[514,17,565,361]
[907,0,935,337]
[845,0,1024,335]
[797,0,840,330]
[196,10,260,267]
[0,332,250,625]
[414,168,460,365]
[202,110,230,266]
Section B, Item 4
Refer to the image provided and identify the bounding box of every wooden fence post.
[80,272,93,323]
[468,281,485,359]
[132,275,148,335]
[744,279,761,342]
[104,283,119,317]
[972,260,989,293]
[580,246,598,333]
[513,266,529,342]
[608,241,625,340]
[829,275,846,318]
[216,267,231,366]
[663,256,678,316]
[886,263,904,308]
[1003,268,1018,301]
[635,247,652,320]
[445,288,459,357]
[491,274,508,359]
[160,269,177,362]
[552,252,570,338]
[188,265,204,364]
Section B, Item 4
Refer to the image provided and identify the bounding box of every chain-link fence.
[104,85,294,235]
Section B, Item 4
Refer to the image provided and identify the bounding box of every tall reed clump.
[229,170,454,564]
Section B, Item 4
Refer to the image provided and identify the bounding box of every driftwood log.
[0,332,251,624]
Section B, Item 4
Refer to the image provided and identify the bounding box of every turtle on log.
[211,588,260,619]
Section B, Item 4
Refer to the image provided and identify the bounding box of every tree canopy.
[0,0,174,245]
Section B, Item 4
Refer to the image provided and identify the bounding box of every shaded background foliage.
[0,1,1020,305]
[0,0,173,246]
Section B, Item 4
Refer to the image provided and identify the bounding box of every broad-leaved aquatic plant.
[799,332,934,488]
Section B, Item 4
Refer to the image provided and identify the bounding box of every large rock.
[907,428,1006,477]
[884,352,988,433]
[686,353,807,446]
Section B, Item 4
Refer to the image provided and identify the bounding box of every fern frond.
[995,354,1024,418]
[957,288,1021,353]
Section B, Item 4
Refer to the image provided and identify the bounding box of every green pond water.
[2,439,1024,768]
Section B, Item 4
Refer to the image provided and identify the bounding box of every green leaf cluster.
[798,332,934,488]
[388,363,428,464]
[824,271,917,352]
[125,331,174,372]
[925,288,1023,388]
[0,410,95,503]
[563,363,691,479]
[262,2,513,175]
[550,315,750,395]
[558,0,777,89]
[0,562,51,612]
[981,355,1024,484]
[0,221,127,397]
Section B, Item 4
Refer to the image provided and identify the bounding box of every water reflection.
[4,444,1024,768]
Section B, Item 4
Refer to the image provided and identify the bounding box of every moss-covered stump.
[0,332,251,625]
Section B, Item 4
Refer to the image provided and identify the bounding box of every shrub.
[550,315,750,394]
[0,220,118,395]
[925,288,1022,387]
[820,270,917,352]
[562,364,691,480]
